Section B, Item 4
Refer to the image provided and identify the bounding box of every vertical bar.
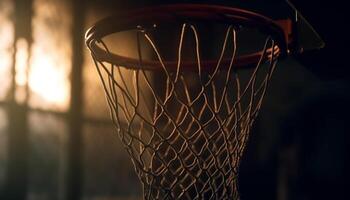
[1,0,33,199]
[2,103,29,200]
[66,0,85,199]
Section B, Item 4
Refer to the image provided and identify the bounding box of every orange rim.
[86,4,289,70]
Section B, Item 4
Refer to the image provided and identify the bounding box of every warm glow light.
[28,0,72,111]
[0,0,14,100]
[0,0,72,111]
[15,39,29,103]
[1,0,72,111]
[29,52,70,109]
[15,39,29,86]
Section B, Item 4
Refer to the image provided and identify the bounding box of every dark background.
[0,0,347,200]
[240,1,348,199]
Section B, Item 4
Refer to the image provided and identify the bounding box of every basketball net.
[89,23,279,199]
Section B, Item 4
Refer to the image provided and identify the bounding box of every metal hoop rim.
[85,4,288,70]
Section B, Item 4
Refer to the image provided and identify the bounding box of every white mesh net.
[89,23,279,199]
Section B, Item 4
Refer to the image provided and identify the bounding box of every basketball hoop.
[86,4,292,199]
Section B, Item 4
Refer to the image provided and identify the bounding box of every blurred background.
[0,0,347,200]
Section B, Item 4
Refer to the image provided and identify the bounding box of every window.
[0,0,140,199]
